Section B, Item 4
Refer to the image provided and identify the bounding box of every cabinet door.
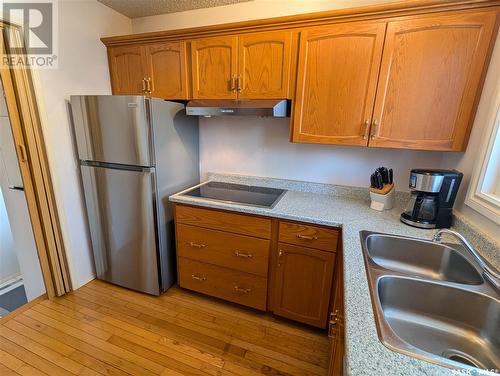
[291,22,386,146]
[370,11,498,151]
[108,45,146,95]
[238,31,293,99]
[190,36,238,99]
[273,243,335,328]
[328,245,344,375]
[144,42,189,99]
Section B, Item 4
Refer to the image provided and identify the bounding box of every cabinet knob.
[296,234,318,241]
[189,241,206,249]
[146,77,153,93]
[233,286,251,294]
[362,120,370,140]
[235,251,253,258]
[278,249,284,267]
[191,274,206,281]
[229,75,237,91]
[370,119,379,140]
[237,75,242,92]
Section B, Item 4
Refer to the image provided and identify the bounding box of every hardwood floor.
[0,279,330,375]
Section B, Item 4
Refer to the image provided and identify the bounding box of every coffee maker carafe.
[401,169,463,229]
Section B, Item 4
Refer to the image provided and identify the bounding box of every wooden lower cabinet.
[178,258,267,310]
[328,242,345,375]
[176,223,270,276]
[279,221,339,252]
[272,243,336,328]
[174,205,340,329]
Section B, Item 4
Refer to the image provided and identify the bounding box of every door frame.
[0,23,71,298]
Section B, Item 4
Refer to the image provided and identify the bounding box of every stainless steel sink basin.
[365,233,483,284]
[378,276,499,370]
[360,231,500,373]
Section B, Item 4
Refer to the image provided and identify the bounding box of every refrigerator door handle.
[81,160,154,173]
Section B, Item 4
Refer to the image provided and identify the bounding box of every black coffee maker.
[401,169,463,229]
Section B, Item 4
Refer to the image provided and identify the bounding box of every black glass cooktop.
[182,181,286,208]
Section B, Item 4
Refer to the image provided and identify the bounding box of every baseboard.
[0,293,47,324]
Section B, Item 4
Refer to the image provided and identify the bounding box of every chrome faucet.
[433,229,500,291]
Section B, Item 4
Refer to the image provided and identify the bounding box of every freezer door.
[70,95,154,166]
[80,163,160,295]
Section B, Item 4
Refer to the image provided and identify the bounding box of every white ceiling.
[98,0,253,18]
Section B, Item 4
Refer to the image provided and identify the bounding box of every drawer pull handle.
[233,286,251,294]
[189,242,206,249]
[234,251,253,259]
[191,274,206,281]
[296,234,318,241]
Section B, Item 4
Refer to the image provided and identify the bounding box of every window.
[466,104,500,224]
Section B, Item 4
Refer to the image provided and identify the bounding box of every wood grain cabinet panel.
[176,223,270,276]
[175,205,272,239]
[108,42,189,99]
[144,42,189,99]
[238,31,294,99]
[328,243,344,375]
[279,221,339,252]
[291,22,386,146]
[272,243,335,328]
[178,258,267,310]
[108,45,146,95]
[370,11,498,151]
[190,36,238,99]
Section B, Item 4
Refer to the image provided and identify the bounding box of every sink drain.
[442,350,483,369]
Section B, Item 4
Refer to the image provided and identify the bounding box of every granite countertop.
[169,173,499,376]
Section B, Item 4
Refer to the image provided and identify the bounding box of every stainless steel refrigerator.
[70,96,199,295]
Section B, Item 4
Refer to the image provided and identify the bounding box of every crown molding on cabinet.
[101,0,500,46]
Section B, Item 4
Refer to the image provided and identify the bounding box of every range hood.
[185,99,288,117]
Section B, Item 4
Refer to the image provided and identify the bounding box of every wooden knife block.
[369,183,394,195]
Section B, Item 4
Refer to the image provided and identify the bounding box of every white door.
[0,80,45,302]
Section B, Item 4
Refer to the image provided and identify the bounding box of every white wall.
[0,188,20,285]
[0,88,45,300]
[33,1,132,288]
[442,32,500,240]
[199,117,447,189]
[132,0,400,33]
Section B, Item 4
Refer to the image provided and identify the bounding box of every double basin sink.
[360,231,499,373]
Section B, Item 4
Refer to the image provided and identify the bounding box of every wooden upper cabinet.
[108,45,146,95]
[291,22,386,146]
[272,243,335,328]
[370,11,498,151]
[238,31,293,99]
[108,42,189,99]
[144,42,189,99]
[190,36,238,99]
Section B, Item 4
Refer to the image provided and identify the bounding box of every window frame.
[465,101,500,225]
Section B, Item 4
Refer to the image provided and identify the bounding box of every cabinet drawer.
[175,205,271,239]
[176,224,269,276]
[279,221,338,252]
[178,258,267,310]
